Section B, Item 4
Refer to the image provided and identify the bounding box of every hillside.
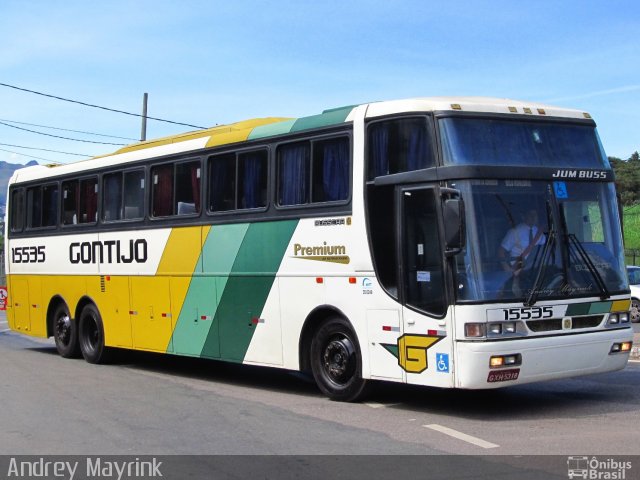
[0,160,39,210]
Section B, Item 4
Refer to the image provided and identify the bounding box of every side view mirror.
[442,190,465,256]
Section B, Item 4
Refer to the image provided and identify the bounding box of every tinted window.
[27,184,58,228]
[10,189,24,232]
[62,178,97,225]
[278,136,350,206]
[368,118,433,179]
[208,150,268,212]
[439,118,608,168]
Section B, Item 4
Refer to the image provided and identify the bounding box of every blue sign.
[553,181,569,199]
[436,353,449,373]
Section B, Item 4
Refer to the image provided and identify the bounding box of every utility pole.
[140,92,148,141]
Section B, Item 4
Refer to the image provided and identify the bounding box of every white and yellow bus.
[4,97,634,401]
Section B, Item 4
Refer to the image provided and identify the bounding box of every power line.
[0,142,91,157]
[0,147,62,164]
[0,82,207,130]
[0,121,126,145]
[0,118,138,141]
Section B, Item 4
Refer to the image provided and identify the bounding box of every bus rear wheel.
[310,317,369,402]
[78,304,110,364]
[52,303,80,358]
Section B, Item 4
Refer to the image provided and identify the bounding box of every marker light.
[610,342,633,354]
[489,354,522,369]
[465,323,486,338]
[490,357,504,368]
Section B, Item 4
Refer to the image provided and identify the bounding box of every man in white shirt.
[498,209,545,275]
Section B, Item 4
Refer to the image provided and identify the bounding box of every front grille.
[526,315,604,332]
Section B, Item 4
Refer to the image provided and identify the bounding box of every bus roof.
[9,96,592,185]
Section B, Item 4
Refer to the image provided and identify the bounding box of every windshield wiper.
[524,200,556,307]
[566,233,610,300]
[524,230,555,307]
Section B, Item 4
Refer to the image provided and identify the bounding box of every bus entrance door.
[399,186,454,388]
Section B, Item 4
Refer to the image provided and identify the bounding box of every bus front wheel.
[78,304,110,364]
[52,303,80,358]
[310,317,369,402]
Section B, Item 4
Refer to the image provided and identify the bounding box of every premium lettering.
[69,239,148,264]
[294,242,346,257]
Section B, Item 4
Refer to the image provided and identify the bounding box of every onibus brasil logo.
[567,456,632,479]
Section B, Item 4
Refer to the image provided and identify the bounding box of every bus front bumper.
[455,327,633,389]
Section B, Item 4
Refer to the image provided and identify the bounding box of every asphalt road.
[1,312,639,461]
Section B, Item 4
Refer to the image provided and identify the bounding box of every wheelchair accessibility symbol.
[436,353,449,373]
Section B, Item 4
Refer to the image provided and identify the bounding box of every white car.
[627,266,640,323]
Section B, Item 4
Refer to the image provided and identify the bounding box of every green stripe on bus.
[169,224,250,357]
[290,106,354,133]
[248,119,296,140]
[588,301,613,314]
[565,303,591,316]
[200,220,298,361]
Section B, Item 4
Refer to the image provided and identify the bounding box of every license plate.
[487,368,520,383]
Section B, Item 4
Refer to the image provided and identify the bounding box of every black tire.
[310,317,369,402]
[631,298,640,323]
[52,303,80,358]
[78,304,111,364]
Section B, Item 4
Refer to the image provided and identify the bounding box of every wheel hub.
[323,338,355,383]
[55,315,71,345]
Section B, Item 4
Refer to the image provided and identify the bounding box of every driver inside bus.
[498,208,545,277]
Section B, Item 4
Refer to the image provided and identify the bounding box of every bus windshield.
[454,179,628,303]
[440,117,610,168]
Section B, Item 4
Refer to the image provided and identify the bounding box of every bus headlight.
[503,322,517,333]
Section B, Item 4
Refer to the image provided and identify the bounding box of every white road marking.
[628,359,640,363]
[424,424,499,449]
[0,329,10,333]
[364,402,399,409]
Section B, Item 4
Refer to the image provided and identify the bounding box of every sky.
[0,0,638,165]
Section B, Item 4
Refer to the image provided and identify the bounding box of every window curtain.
[406,122,427,171]
[81,180,97,223]
[153,165,173,216]
[280,144,308,205]
[369,125,389,178]
[242,153,263,209]
[210,158,230,211]
[322,139,349,201]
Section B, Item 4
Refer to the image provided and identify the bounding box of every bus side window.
[209,153,236,212]
[175,160,201,215]
[62,180,79,225]
[103,172,123,221]
[278,142,310,206]
[368,117,434,179]
[79,178,98,224]
[238,150,267,209]
[151,164,174,217]
[10,188,25,232]
[123,170,145,219]
[312,137,349,203]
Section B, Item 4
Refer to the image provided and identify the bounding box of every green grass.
[624,204,640,250]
